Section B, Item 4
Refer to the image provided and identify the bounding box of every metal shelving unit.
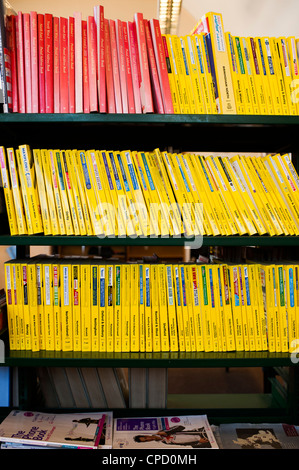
[0,113,299,424]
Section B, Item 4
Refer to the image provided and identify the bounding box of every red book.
[149,18,174,114]
[37,14,45,113]
[82,20,90,113]
[68,16,75,113]
[30,11,38,113]
[134,12,153,113]
[53,16,60,113]
[74,11,83,113]
[23,13,32,113]
[144,19,164,114]
[127,21,141,114]
[60,17,68,113]
[104,18,115,113]
[16,12,26,113]
[109,19,122,113]
[44,13,53,113]
[115,19,128,113]
[122,22,135,113]
[6,14,18,112]
[94,5,106,113]
[87,16,98,112]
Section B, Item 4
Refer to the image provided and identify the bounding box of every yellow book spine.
[27,263,39,352]
[162,34,181,113]
[189,265,204,352]
[179,265,191,352]
[225,32,245,114]
[270,37,289,115]
[0,146,18,235]
[107,265,115,352]
[238,265,249,351]
[246,37,268,114]
[21,262,31,350]
[6,147,27,234]
[241,37,260,114]
[271,154,299,226]
[80,264,91,351]
[114,265,122,352]
[15,263,25,349]
[139,265,145,352]
[60,263,72,351]
[220,264,235,351]
[144,264,153,352]
[40,150,59,235]
[166,264,179,352]
[131,264,139,352]
[15,149,33,234]
[48,149,66,235]
[173,264,185,351]
[35,263,45,351]
[65,150,86,235]
[60,150,80,236]
[295,266,299,354]
[185,35,206,113]
[287,37,299,111]
[277,265,288,352]
[214,265,226,351]
[5,263,16,350]
[99,266,107,352]
[43,263,55,351]
[91,264,99,352]
[286,265,296,353]
[185,265,196,351]
[199,264,213,352]
[179,36,197,113]
[256,37,274,114]
[72,264,81,352]
[278,37,297,115]
[72,149,93,235]
[10,263,20,349]
[233,36,254,114]
[18,144,43,233]
[264,265,276,352]
[242,265,256,351]
[32,149,51,235]
[53,263,61,351]
[151,264,161,352]
[158,264,169,352]
[169,34,190,113]
[191,35,215,114]
[208,265,220,352]
[262,37,283,115]
[229,265,244,351]
[121,265,130,352]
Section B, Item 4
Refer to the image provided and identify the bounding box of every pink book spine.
[53,16,60,113]
[74,12,83,113]
[82,20,90,113]
[44,13,53,113]
[127,21,141,114]
[149,18,173,114]
[23,13,32,112]
[30,11,38,113]
[60,17,68,113]
[109,19,122,113]
[7,15,18,112]
[144,19,164,114]
[68,16,75,113]
[134,12,153,113]
[37,14,45,113]
[104,18,115,113]
[122,22,135,113]
[116,19,128,113]
[87,16,98,112]
[94,5,106,113]
[16,12,26,113]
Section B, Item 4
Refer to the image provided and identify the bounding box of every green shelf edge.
[2,350,295,367]
[1,113,299,126]
[1,234,299,247]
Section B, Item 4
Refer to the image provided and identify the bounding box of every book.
[94,5,106,113]
[144,19,164,114]
[0,410,113,449]
[113,415,218,449]
[134,12,154,113]
[74,11,83,113]
[44,13,53,113]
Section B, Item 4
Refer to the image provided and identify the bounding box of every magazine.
[113,415,218,449]
[0,410,113,448]
[218,423,299,449]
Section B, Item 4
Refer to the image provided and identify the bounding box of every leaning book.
[217,423,299,449]
[0,410,113,448]
[112,415,218,449]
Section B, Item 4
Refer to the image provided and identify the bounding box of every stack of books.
[4,258,299,354]
[1,144,299,238]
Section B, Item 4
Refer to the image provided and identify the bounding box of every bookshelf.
[0,113,299,426]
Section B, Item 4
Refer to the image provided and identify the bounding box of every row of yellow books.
[4,258,299,354]
[1,143,299,238]
[166,11,299,115]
